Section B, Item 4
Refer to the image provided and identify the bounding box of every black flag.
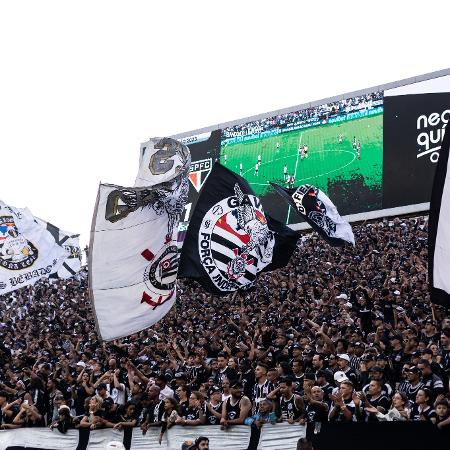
[271,183,355,247]
[428,125,450,307]
[179,163,299,295]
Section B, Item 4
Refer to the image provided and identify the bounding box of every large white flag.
[36,219,82,279]
[90,138,190,341]
[428,124,450,307]
[0,202,66,293]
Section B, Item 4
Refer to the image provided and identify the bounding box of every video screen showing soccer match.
[220,92,383,224]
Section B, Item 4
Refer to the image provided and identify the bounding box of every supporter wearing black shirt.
[214,352,237,385]
[220,382,252,428]
[362,380,390,422]
[417,359,444,400]
[176,391,205,426]
[329,380,357,422]
[205,387,222,425]
[303,386,328,423]
[409,389,437,423]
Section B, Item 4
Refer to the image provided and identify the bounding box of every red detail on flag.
[141,289,175,310]
[215,214,250,245]
[141,249,154,261]
[255,210,267,224]
[189,172,198,189]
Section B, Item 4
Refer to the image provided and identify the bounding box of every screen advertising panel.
[383,75,450,209]
[178,71,450,227]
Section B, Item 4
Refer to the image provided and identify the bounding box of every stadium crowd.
[0,215,449,442]
[222,92,383,138]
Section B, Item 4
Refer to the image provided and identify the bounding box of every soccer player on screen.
[283,164,288,181]
[304,144,309,158]
[258,154,261,165]
[254,162,259,176]
[353,136,357,151]
[240,162,243,176]
[357,141,361,160]
[338,133,343,144]
[288,175,295,189]
[299,146,305,161]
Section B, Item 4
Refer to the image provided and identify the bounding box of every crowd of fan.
[0,215,449,443]
[222,91,383,138]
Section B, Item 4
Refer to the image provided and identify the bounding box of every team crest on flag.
[0,216,38,270]
[198,183,275,292]
[189,158,212,192]
[141,244,178,309]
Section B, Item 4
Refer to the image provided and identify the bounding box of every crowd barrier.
[0,423,306,450]
[2,422,447,450]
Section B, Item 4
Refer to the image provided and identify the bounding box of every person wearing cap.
[336,354,358,387]
[220,382,251,429]
[205,386,223,425]
[361,366,393,399]
[402,366,424,403]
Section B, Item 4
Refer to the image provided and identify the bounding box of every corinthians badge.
[140,244,178,309]
[198,183,275,292]
[0,216,38,271]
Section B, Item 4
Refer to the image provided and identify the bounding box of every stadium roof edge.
[171,68,450,139]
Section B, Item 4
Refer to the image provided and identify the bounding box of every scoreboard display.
[175,70,450,226]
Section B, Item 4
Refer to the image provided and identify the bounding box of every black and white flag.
[271,183,355,246]
[90,138,191,341]
[178,163,299,295]
[36,219,82,279]
[428,126,450,307]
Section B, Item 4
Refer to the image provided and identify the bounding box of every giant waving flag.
[0,202,66,293]
[90,138,190,341]
[178,163,299,295]
[428,125,450,307]
[271,183,355,246]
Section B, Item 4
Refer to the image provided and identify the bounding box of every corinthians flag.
[429,126,450,307]
[90,138,190,341]
[0,202,66,293]
[179,163,299,295]
[271,183,355,247]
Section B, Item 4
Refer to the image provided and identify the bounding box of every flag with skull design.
[178,163,299,295]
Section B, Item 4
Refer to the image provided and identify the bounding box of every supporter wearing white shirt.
[155,374,174,401]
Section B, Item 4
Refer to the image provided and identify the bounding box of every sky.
[1,0,450,248]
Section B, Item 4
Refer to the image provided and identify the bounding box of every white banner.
[0,426,251,449]
[36,218,82,278]
[0,202,66,294]
[90,138,190,341]
[258,423,306,449]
